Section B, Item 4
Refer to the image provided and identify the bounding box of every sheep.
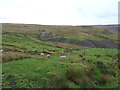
[47,54,51,58]
[0,49,3,52]
[40,53,44,56]
[60,56,66,60]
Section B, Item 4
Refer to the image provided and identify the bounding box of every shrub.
[66,66,95,88]
[98,74,113,85]
[45,73,70,88]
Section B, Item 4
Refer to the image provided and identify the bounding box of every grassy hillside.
[1,23,119,88]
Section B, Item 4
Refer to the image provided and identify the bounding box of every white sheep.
[40,53,44,56]
[47,54,51,58]
[0,49,3,52]
[60,56,66,60]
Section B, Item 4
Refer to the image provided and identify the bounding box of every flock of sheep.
[40,52,67,60]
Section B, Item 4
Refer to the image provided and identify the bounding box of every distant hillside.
[2,23,119,49]
[93,25,119,32]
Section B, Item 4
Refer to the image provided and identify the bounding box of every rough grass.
[2,34,63,52]
[2,45,119,88]
[2,52,29,62]
[2,58,71,88]
[2,49,119,88]
[2,23,119,88]
[66,65,95,88]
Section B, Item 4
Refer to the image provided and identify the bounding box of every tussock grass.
[98,74,114,85]
[2,52,29,62]
[2,23,119,88]
[46,73,70,88]
[66,65,95,88]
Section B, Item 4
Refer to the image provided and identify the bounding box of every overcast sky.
[0,0,119,25]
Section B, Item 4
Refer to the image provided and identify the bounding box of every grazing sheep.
[0,49,3,52]
[47,54,51,58]
[40,53,44,56]
[60,56,66,60]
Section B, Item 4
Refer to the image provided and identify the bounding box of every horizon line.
[0,22,118,26]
